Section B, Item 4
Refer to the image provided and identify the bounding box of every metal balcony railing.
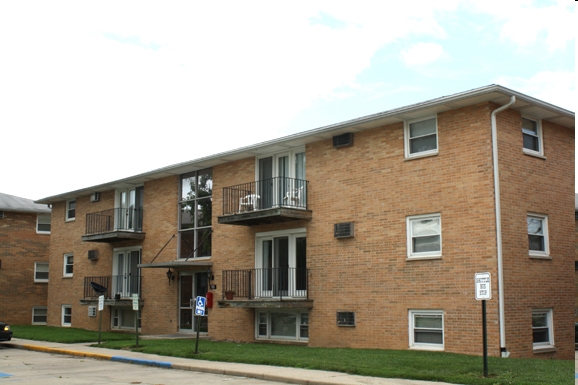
[222,268,308,300]
[83,275,142,299]
[85,208,144,235]
[222,177,308,216]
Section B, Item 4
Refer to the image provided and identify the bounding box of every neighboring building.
[0,193,51,325]
[36,85,574,359]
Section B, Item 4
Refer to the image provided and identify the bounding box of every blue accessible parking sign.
[195,296,206,316]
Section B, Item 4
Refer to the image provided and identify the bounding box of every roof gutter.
[490,95,515,358]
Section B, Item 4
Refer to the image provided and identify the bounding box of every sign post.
[194,296,206,354]
[475,272,491,378]
[98,295,104,345]
[132,294,140,348]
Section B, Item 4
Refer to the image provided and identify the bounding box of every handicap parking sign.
[195,296,206,316]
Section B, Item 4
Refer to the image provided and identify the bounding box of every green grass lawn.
[10,325,574,385]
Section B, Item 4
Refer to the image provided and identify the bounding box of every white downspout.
[490,95,515,358]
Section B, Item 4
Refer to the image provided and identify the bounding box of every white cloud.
[469,0,575,51]
[401,42,445,67]
[494,70,575,111]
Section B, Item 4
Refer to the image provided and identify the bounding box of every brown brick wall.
[0,211,49,324]
[495,108,575,358]
[304,103,501,356]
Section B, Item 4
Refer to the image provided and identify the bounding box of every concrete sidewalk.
[2,338,458,385]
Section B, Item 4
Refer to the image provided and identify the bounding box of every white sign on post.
[475,272,491,300]
[98,295,104,311]
[132,293,139,311]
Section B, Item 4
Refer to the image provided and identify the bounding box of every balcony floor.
[82,231,146,243]
[218,207,312,226]
[217,299,313,309]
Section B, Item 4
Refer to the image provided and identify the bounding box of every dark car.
[0,322,12,342]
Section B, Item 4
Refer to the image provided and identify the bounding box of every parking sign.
[195,296,206,316]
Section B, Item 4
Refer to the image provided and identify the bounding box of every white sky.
[0,0,575,200]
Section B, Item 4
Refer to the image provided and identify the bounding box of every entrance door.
[113,249,141,298]
[179,272,209,333]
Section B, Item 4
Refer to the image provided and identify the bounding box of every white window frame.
[61,305,72,327]
[532,309,554,350]
[36,214,51,234]
[255,309,309,342]
[65,199,76,221]
[404,116,438,159]
[34,262,49,282]
[406,214,442,259]
[527,213,549,258]
[32,306,48,325]
[522,116,543,157]
[409,310,444,350]
[63,253,74,277]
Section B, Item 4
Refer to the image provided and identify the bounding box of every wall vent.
[88,250,99,261]
[334,222,354,238]
[333,133,353,148]
[90,192,100,202]
[88,306,97,317]
[336,311,355,326]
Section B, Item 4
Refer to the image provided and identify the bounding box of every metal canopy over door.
[179,272,209,333]
[113,249,141,298]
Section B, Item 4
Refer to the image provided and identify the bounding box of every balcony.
[218,177,312,226]
[80,275,143,307]
[82,208,145,243]
[218,268,313,309]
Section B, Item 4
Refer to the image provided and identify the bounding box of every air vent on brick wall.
[333,133,353,148]
[336,312,356,326]
[88,250,99,261]
[88,306,97,317]
[90,192,100,202]
[334,222,354,238]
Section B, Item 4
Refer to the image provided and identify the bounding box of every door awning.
[138,260,213,269]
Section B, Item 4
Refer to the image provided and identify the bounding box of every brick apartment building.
[36,85,574,359]
[0,193,51,325]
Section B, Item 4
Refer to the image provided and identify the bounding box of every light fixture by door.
[166,269,174,285]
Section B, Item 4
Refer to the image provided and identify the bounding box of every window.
[63,253,73,277]
[409,310,444,350]
[66,200,76,221]
[36,214,51,234]
[407,214,442,258]
[256,310,309,341]
[179,169,212,259]
[32,307,47,325]
[527,214,549,257]
[112,307,141,329]
[34,262,49,282]
[522,117,543,156]
[405,117,438,158]
[257,148,307,209]
[532,309,554,350]
[255,228,307,298]
[62,305,72,326]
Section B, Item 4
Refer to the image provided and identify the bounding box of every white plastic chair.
[283,187,302,207]
[239,194,260,212]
